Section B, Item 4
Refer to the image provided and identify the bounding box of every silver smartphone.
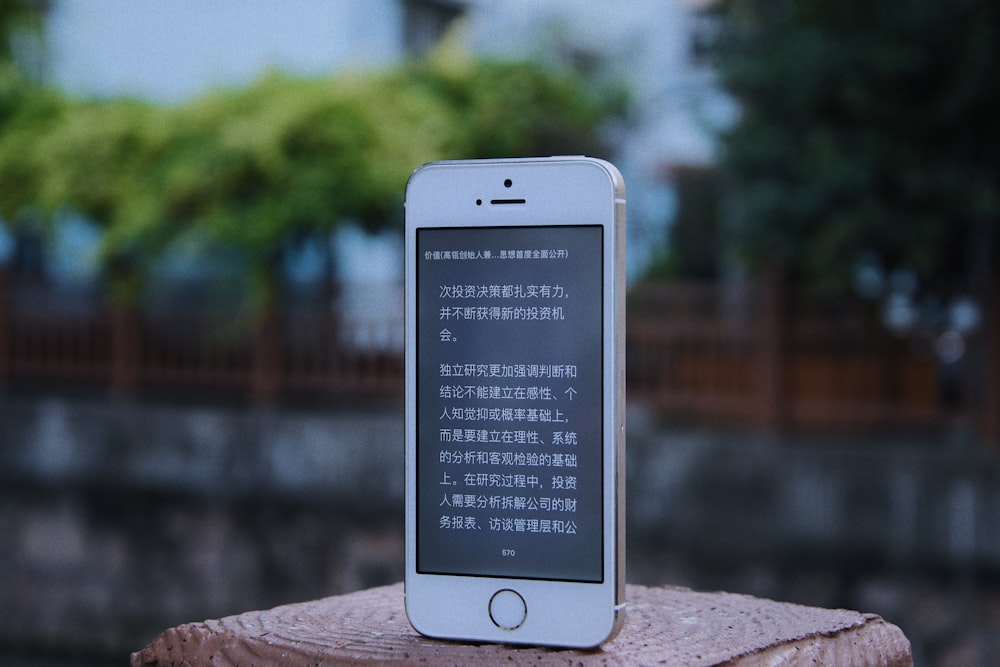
[403,157,626,648]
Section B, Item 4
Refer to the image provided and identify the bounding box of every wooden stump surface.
[131,582,911,666]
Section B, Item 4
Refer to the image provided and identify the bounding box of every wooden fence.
[627,280,948,434]
[1,269,996,442]
[0,305,405,402]
[0,272,405,402]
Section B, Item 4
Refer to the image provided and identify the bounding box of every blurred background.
[0,0,997,665]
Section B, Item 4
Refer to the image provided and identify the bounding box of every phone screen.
[416,224,604,583]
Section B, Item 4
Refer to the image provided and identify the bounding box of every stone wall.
[626,411,1000,573]
[0,398,406,660]
[1,397,998,664]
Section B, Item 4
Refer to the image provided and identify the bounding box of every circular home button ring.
[489,589,527,630]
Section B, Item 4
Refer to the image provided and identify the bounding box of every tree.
[0,0,44,64]
[0,0,56,212]
[0,50,616,306]
[711,0,1000,301]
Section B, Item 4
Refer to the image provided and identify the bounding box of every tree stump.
[131,582,911,666]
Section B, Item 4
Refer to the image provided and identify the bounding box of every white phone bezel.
[403,157,625,648]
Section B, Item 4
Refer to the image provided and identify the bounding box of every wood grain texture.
[131,582,911,666]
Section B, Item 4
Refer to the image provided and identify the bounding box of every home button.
[489,589,526,630]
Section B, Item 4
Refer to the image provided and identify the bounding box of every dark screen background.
[416,225,604,582]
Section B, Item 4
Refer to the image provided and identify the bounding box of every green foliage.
[0,67,63,217]
[713,0,1000,296]
[0,51,613,304]
[0,0,42,63]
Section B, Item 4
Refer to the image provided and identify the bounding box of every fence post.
[111,305,139,395]
[983,279,1000,449]
[251,308,281,402]
[0,266,9,388]
[757,271,789,432]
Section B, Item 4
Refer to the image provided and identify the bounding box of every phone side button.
[488,589,526,630]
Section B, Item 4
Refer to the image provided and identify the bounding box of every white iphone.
[403,157,626,648]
